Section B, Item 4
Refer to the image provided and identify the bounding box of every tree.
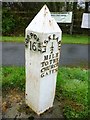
[70,2,77,34]
[85,2,88,13]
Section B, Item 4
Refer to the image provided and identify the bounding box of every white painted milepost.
[25,5,62,115]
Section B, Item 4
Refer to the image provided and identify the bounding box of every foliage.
[2,2,88,36]
[2,9,16,35]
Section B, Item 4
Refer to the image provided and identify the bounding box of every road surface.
[1,42,88,66]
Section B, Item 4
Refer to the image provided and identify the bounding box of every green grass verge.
[62,34,89,44]
[2,66,25,91]
[56,67,88,119]
[1,34,90,44]
[1,36,24,43]
[1,66,89,119]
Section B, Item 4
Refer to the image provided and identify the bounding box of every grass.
[2,66,25,91]
[1,34,90,44]
[1,36,24,43]
[1,66,89,119]
[62,34,89,44]
[56,67,88,119]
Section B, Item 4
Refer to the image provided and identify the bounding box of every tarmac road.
[1,42,88,66]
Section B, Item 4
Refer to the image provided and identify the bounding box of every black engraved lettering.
[25,34,30,44]
[45,61,49,66]
[37,38,39,41]
[40,32,60,78]
[58,41,61,50]
[46,66,49,71]
[52,54,54,58]
[49,70,51,74]
[27,34,29,39]
[51,65,54,69]
[41,68,45,73]
[25,37,29,47]
[50,42,54,53]
[42,46,46,53]
[30,41,32,50]
[46,72,48,75]
[30,33,33,39]
[56,53,58,57]
[41,62,45,67]
[25,38,29,44]
[32,42,36,51]
[53,34,56,40]
[56,37,59,41]
[49,54,51,59]
[34,34,37,39]
[48,35,51,40]
[44,40,48,44]
[53,59,55,63]
[50,60,52,64]
[44,55,48,60]
[38,42,42,52]
[41,73,44,78]
[52,69,54,73]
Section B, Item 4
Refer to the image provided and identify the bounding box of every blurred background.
[2,2,90,36]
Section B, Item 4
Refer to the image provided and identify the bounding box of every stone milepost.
[25,5,62,115]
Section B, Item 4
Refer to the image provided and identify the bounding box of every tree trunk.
[71,2,77,34]
[66,2,69,11]
[85,2,88,13]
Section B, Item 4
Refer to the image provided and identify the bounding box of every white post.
[25,5,62,115]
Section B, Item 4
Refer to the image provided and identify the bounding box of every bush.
[2,9,16,35]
